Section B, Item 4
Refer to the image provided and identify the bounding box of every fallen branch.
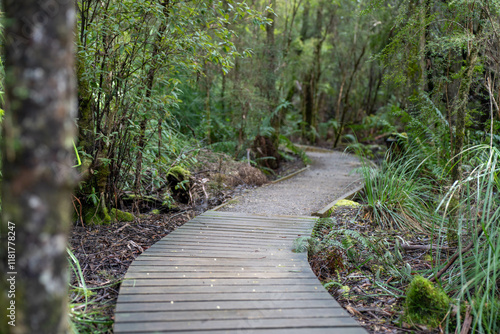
[401,244,451,251]
[458,305,472,334]
[430,229,483,282]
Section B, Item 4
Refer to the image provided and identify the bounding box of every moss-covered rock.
[167,165,191,181]
[110,208,134,222]
[167,165,191,204]
[328,199,360,215]
[404,275,450,329]
[334,199,360,208]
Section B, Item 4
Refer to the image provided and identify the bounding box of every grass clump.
[67,249,114,333]
[358,149,438,233]
[404,275,450,329]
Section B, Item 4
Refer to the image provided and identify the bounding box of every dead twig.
[430,229,483,282]
[401,243,451,251]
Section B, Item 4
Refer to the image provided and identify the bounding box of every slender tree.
[0,0,77,333]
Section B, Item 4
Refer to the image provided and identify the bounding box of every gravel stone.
[219,151,362,216]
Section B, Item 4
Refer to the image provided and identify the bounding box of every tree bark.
[265,0,280,149]
[134,0,171,203]
[1,0,77,333]
[451,43,479,181]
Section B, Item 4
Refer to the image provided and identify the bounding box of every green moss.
[82,194,112,225]
[334,199,360,208]
[328,199,360,215]
[405,275,450,329]
[84,205,111,225]
[167,165,190,181]
[150,209,160,215]
[110,209,134,222]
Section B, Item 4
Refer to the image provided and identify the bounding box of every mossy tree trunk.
[0,0,77,333]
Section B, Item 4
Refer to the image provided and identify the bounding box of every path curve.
[220,151,362,216]
[114,150,366,333]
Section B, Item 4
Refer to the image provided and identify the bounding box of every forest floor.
[313,206,442,334]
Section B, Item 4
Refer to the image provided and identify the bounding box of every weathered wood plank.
[114,317,361,333]
[115,299,346,313]
[115,307,345,322]
[126,265,311,272]
[119,284,324,294]
[132,256,306,265]
[124,271,317,279]
[115,328,368,334]
[165,231,306,241]
[118,291,333,303]
[120,277,322,287]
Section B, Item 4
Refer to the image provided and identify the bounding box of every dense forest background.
[72,0,499,220]
[0,0,499,332]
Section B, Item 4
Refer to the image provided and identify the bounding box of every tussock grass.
[358,148,439,234]
[434,145,500,333]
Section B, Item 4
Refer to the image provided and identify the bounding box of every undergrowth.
[67,248,114,333]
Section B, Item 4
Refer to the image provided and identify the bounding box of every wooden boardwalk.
[114,211,366,333]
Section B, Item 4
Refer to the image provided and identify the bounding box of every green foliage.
[358,146,439,233]
[279,135,311,164]
[433,145,500,333]
[404,275,450,329]
[75,0,270,210]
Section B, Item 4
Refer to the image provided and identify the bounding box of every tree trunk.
[134,0,170,203]
[451,43,479,181]
[265,0,280,149]
[1,1,77,333]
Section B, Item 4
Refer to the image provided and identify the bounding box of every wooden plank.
[145,243,278,252]
[120,278,322,287]
[118,291,333,303]
[115,307,345,322]
[124,271,317,279]
[154,237,291,247]
[165,231,306,241]
[138,251,302,259]
[118,285,325,295]
[185,220,311,227]
[115,299,343,313]
[183,220,311,230]
[132,256,306,265]
[114,317,361,333]
[114,328,368,334]
[176,226,310,236]
[126,265,311,272]
[201,211,316,220]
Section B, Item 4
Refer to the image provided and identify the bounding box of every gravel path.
[219,150,362,217]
